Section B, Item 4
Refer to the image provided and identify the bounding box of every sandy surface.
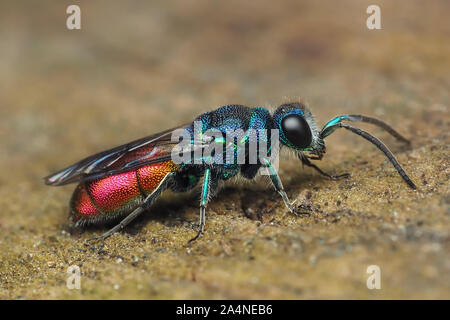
[0,0,449,299]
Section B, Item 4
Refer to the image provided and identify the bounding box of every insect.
[45,102,416,243]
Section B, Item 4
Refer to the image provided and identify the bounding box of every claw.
[287,200,309,215]
[85,234,108,243]
[187,228,203,244]
[329,172,351,180]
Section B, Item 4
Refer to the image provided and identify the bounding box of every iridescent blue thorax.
[181,105,274,180]
[186,104,272,135]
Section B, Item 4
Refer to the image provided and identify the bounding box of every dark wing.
[45,125,189,186]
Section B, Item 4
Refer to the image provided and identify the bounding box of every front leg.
[262,159,306,215]
[299,154,350,180]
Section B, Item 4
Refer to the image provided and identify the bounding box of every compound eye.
[281,114,312,148]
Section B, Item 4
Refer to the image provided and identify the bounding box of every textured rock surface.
[0,0,448,299]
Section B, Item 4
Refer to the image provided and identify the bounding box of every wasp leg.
[86,173,172,242]
[188,168,212,244]
[300,155,350,180]
[263,159,306,215]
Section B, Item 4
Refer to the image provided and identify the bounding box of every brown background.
[0,0,448,299]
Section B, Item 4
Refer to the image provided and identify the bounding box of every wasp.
[45,102,416,242]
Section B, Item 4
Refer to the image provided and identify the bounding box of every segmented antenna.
[321,114,411,146]
[339,123,416,189]
[345,115,411,145]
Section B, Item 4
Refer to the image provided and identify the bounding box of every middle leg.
[188,168,214,243]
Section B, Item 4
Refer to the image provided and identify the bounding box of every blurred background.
[0,0,448,299]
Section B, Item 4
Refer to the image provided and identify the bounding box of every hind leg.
[86,173,172,242]
[188,168,215,243]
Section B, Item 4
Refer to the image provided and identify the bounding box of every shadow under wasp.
[45,102,416,243]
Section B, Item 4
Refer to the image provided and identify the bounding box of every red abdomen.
[70,161,178,224]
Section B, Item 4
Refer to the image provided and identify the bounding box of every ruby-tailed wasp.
[45,102,416,242]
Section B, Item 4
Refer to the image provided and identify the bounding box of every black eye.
[281,114,312,148]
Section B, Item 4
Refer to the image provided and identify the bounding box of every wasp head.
[273,102,325,158]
